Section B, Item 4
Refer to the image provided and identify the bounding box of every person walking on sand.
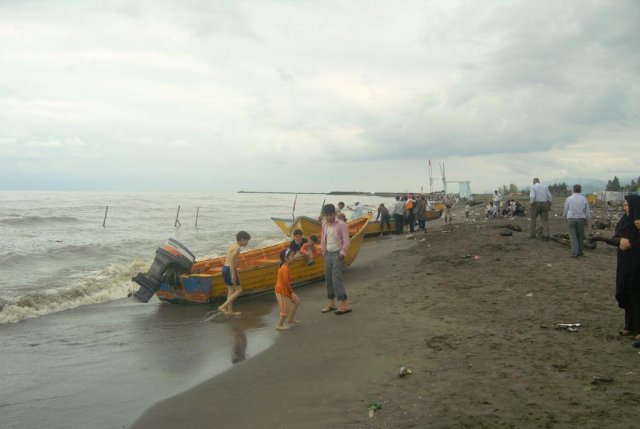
[274,248,301,330]
[563,184,591,258]
[218,231,251,316]
[443,194,454,226]
[320,203,352,315]
[529,177,552,239]
[416,194,428,234]
[493,190,502,213]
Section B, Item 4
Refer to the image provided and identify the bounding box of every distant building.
[595,191,624,203]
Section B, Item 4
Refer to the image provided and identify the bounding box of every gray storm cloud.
[0,0,638,191]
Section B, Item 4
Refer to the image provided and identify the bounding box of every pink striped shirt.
[321,218,350,257]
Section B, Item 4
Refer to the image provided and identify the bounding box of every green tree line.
[606,176,640,192]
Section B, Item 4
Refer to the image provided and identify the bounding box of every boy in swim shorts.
[219,231,251,316]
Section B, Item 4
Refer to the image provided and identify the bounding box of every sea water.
[0,191,394,428]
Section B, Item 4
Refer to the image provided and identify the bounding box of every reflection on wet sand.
[207,297,277,364]
[129,294,277,373]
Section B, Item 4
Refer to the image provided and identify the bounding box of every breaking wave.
[0,260,148,324]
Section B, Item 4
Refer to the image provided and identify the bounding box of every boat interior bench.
[248,257,280,265]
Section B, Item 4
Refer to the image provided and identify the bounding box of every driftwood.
[501,224,522,232]
[550,233,597,250]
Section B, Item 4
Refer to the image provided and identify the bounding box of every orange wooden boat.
[156,216,370,303]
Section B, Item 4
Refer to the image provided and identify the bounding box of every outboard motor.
[132,238,196,303]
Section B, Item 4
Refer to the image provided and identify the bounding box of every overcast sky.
[1,0,638,193]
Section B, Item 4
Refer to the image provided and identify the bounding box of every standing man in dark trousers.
[563,184,591,257]
[405,193,416,233]
[529,177,552,239]
[393,195,405,235]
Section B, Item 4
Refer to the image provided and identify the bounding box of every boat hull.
[364,210,442,237]
[362,210,443,236]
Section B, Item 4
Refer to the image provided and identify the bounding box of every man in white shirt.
[493,190,502,212]
[563,184,591,257]
[348,201,364,220]
[529,177,552,239]
[393,196,405,234]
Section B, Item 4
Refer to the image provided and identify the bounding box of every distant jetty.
[238,191,325,195]
[238,190,411,197]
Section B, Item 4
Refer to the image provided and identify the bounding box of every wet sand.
[0,293,280,429]
[133,202,640,428]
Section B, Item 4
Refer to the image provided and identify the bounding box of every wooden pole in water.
[195,206,200,228]
[291,194,298,219]
[175,205,181,228]
[102,206,109,227]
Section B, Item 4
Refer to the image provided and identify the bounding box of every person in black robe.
[591,195,640,339]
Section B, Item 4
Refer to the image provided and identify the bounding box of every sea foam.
[0,260,148,324]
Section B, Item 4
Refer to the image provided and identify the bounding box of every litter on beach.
[399,366,412,377]
[591,376,614,384]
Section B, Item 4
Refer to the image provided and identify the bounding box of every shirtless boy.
[219,231,251,316]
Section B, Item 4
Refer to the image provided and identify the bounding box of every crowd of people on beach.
[503,177,640,347]
[216,193,440,330]
[216,178,640,346]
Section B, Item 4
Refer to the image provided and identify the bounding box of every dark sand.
[133,203,639,429]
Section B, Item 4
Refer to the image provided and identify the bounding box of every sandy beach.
[133,202,639,428]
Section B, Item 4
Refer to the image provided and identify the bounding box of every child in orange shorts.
[275,248,300,330]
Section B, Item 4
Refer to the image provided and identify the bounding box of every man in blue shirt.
[529,177,552,239]
[563,184,591,257]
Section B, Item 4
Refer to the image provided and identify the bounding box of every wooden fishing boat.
[425,208,444,220]
[271,215,360,237]
[156,216,371,304]
[288,215,323,237]
[363,209,443,236]
[273,202,444,238]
